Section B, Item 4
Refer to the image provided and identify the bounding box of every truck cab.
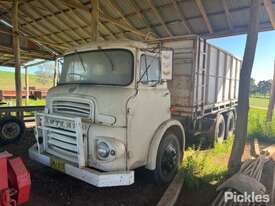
[29,40,185,187]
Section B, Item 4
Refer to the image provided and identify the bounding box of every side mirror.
[161,50,173,81]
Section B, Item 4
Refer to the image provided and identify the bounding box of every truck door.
[126,52,171,169]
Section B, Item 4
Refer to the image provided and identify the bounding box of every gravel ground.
[2,129,167,206]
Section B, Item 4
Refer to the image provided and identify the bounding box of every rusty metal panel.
[163,36,241,117]
[164,38,195,112]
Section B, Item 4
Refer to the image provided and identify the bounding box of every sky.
[1,30,275,82]
[208,30,275,82]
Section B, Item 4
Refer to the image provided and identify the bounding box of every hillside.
[0,70,53,90]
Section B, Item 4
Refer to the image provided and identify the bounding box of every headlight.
[96,142,110,160]
[95,137,125,161]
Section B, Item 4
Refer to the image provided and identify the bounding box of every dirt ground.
[0,130,238,206]
[3,130,269,206]
[2,129,167,206]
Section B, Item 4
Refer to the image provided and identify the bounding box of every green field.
[2,98,46,107]
[250,96,270,109]
[0,70,53,90]
[181,99,275,190]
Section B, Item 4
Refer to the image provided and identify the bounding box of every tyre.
[0,116,25,145]
[153,132,182,185]
[224,111,235,139]
[213,114,225,145]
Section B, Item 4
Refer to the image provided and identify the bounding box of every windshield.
[59,49,133,86]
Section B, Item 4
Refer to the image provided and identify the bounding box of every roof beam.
[221,0,233,30]
[0,3,63,54]
[25,2,80,47]
[105,0,144,40]
[145,0,173,37]
[62,0,89,12]
[106,0,133,29]
[0,45,54,59]
[50,0,107,41]
[170,0,192,34]
[128,0,159,38]
[38,0,88,44]
[100,12,151,39]
[90,0,99,41]
[62,0,154,40]
[70,9,111,40]
[98,2,129,40]
[0,28,68,50]
[194,0,213,34]
[263,0,275,29]
[47,0,92,41]
[20,2,75,47]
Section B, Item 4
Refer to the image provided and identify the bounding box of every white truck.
[29,36,241,187]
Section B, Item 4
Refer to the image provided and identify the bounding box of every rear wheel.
[212,114,225,145]
[0,116,25,145]
[224,111,235,139]
[153,132,182,185]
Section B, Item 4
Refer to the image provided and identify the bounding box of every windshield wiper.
[138,55,152,83]
[74,49,87,72]
[101,50,114,71]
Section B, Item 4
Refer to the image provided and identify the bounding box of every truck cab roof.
[65,40,149,55]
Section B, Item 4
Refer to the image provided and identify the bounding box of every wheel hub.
[2,122,20,140]
[161,143,178,176]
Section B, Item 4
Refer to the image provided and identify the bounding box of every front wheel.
[153,132,182,185]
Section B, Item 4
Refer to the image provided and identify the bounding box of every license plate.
[50,159,65,172]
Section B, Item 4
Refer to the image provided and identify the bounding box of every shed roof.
[0,0,274,66]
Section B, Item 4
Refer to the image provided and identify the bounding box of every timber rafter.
[0,0,274,66]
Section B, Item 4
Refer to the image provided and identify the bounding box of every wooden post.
[12,0,22,107]
[91,0,99,41]
[267,60,275,122]
[53,59,58,87]
[25,66,29,105]
[228,0,261,174]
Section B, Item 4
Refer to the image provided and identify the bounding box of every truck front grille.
[35,113,85,167]
[52,98,92,118]
[46,129,78,163]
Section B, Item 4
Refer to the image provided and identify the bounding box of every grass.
[0,70,52,90]
[250,96,270,109]
[0,70,49,107]
[180,137,233,190]
[1,98,45,107]
[248,108,275,143]
[180,99,275,190]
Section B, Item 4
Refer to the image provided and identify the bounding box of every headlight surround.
[96,141,110,160]
[95,137,125,162]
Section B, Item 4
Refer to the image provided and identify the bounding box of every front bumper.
[29,145,134,187]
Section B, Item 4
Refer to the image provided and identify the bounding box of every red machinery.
[0,152,31,206]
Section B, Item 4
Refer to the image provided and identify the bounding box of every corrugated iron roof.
[0,0,274,66]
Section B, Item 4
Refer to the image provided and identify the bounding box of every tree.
[257,80,272,95]
[35,62,55,86]
[267,65,275,122]
[250,78,257,94]
[228,0,260,174]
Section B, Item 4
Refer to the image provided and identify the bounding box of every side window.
[140,55,160,84]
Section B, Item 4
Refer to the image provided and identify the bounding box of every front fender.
[145,119,185,170]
